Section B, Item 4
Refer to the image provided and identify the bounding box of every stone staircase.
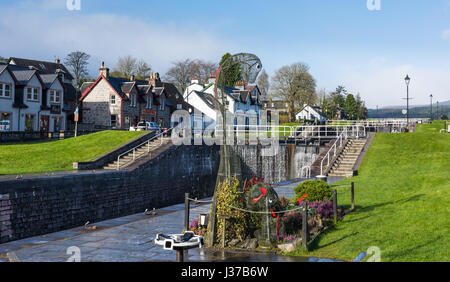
[328,139,367,178]
[103,138,172,170]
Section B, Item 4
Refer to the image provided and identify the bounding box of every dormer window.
[49,90,61,103]
[0,83,11,98]
[26,87,39,102]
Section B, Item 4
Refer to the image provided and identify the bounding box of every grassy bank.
[289,121,450,262]
[0,130,146,174]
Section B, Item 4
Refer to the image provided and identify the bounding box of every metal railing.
[320,128,348,176]
[218,124,366,142]
[116,127,173,170]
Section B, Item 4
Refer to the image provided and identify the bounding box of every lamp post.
[404,75,411,127]
[437,101,439,120]
[430,94,433,121]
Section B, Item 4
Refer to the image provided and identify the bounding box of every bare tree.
[135,60,152,80]
[271,62,317,122]
[64,51,90,89]
[113,55,137,78]
[164,59,217,93]
[257,69,270,100]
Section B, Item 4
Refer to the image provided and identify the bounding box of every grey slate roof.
[194,91,218,110]
[39,74,59,88]
[9,57,74,80]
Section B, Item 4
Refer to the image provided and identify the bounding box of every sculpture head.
[245,182,281,212]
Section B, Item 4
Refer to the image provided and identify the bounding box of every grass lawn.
[288,121,450,262]
[0,130,146,174]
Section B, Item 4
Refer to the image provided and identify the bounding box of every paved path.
[0,178,342,262]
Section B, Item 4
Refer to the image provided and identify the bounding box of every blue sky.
[1,0,450,107]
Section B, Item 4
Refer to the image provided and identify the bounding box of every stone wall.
[0,143,318,244]
[0,144,219,244]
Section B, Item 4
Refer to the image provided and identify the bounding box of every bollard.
[302,200,308,250]
[351,182,355,211]
[333,190,338,224]
[184,193,190,231]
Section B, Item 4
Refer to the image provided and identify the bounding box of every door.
[40,115,49,132]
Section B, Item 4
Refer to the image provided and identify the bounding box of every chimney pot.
[55,58,60,64]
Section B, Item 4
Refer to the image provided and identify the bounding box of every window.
[146,95,152,109]
[26,87,39,101]
[25,114,35,131]
[0,112,12,131]
[124,116,130,128]
[111,115,117,128]
[159,96,165,111]
[0,83,11,98]
[49,90,60,103]
[110,94,116,105]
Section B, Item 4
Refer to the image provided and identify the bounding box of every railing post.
[302,200,308,250]
[351,182,355,211]
[333,190,338,224]
[133,148,135,160]
[184,193,190,231]
[116,157,120,170]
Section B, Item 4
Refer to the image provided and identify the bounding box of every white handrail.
[320,128,348,176]
[301,166,311,178]
[116,127,174,170]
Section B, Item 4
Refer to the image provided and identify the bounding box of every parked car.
[0,120,10,132]
[130,121,160,133]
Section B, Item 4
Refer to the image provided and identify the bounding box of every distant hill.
[369,101,450,119]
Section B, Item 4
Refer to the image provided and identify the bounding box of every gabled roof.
[9,57,74,80]
[0,65,18,84]
[194,91,218,110]
[8,65,45,88]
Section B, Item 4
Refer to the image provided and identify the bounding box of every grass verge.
[0,130,146,174]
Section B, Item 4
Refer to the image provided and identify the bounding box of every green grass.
[0,131,146,174]
[288,120,450,262]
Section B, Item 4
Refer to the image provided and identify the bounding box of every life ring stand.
[154,231,205,262]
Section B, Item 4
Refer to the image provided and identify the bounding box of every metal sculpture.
[208,53,262,246]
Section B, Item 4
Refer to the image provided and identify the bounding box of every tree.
[64,51,90,89]
[219,53,240,87]
[355,93,368,119]
[135,60,152,80]
[344,94,357,120]
[257,69,270,99]
[164,58,218,93]
[113,56,137,78]
[271,62,317,122]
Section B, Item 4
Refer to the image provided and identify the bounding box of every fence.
[183,182,356,251]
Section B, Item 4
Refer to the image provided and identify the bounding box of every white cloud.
[0,1,234,76]
[441,29,450,41]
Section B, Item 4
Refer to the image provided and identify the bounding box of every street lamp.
[430,94,433,121]
[404,75,411,127]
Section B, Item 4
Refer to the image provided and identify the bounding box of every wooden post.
[222,216,226,249]
[351,182,355,211]
[302,200,308,250]
[207,193,217,247]
[333,190,338,224]
[184,193,190,231]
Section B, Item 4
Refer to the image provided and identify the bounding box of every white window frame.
[26,87,39,102]
[0,83,11,98]
[49,90,61,104]
[110,94,116,105]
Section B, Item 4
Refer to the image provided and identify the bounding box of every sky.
[1,0,450,108]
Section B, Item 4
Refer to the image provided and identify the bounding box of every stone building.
[79,63,184,130]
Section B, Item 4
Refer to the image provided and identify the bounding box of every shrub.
[294,180,332,202]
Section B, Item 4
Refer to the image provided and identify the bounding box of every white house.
[296,104,327,122]
[183,79,262,127]
[0,64,17,131]
[0,64,67,132]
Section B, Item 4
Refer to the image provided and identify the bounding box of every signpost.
[74,107,79,138]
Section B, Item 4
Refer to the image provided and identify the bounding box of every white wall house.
[183,80,262,127]
[296,104,327,122]
[0,65,17,131]
[0,64,67,132]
